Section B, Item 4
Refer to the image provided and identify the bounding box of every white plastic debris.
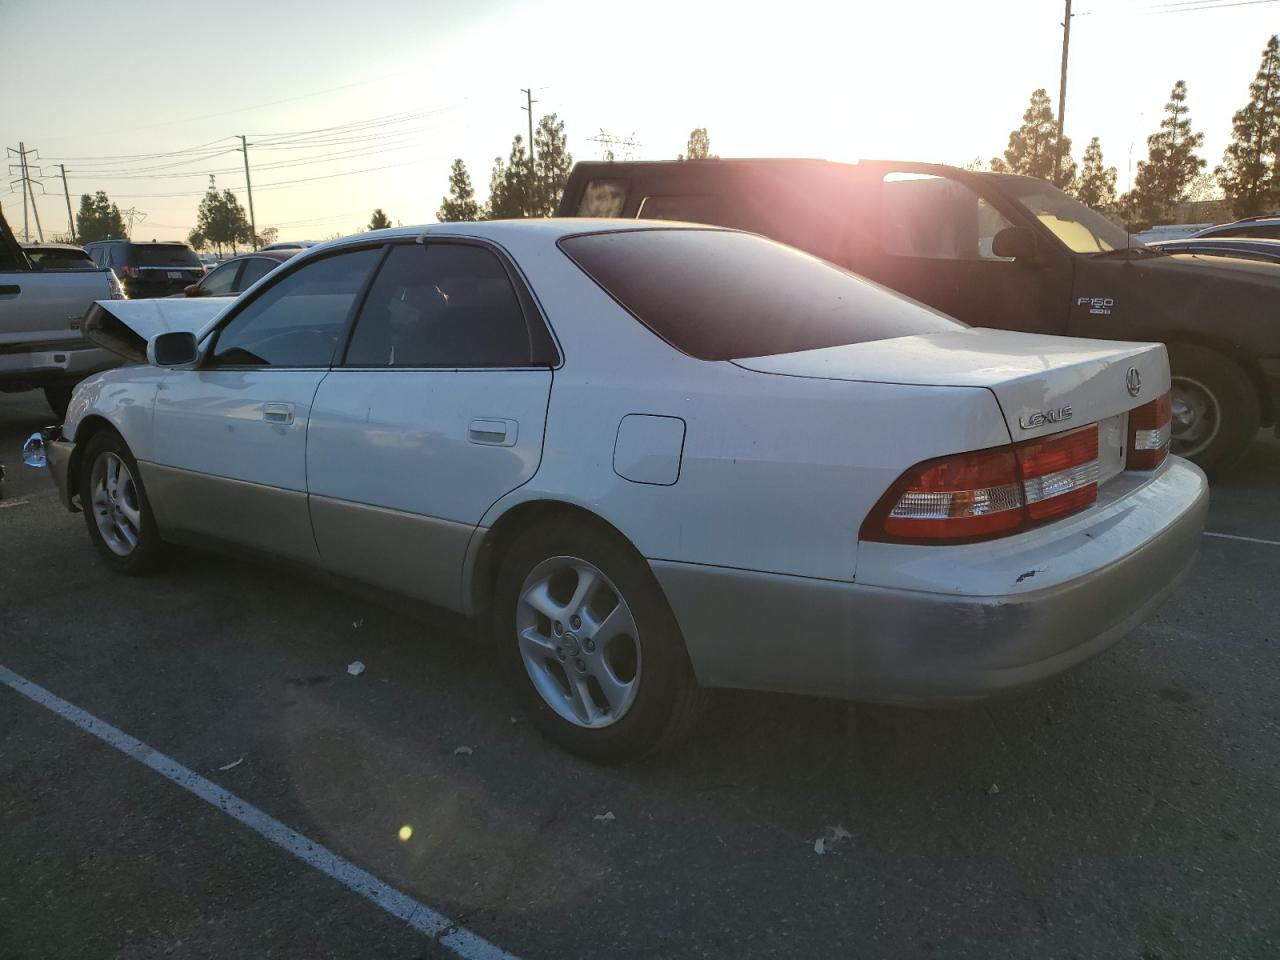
[593,811,616,822]
[813,837,826,855]
[347,661,366,676]
[352,618,364,629]
[814,824,852,855]
[218,757,244,771]
[453,745,473,756]
[987,783,1001,796]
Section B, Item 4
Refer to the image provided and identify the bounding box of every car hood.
[732,328,1170,441]
[83,297,228,364]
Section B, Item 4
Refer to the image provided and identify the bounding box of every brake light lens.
[862,424,1100,545]
[1127,392,1172,470]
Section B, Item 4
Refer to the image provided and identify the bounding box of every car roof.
[21,242,87,251]
[220,249,298,263]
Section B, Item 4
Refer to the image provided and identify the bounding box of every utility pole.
[20,144,44,242]
[1056,0,1072,185]
[59,163,75,241]
[520,88,537,217]
[121,207,145,239]
[240,134,258,250]
[588,130,641,162]
[7,143,45,242]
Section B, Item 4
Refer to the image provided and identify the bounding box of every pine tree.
[679,128,713,160]
[1073,137,1118,210]
[1217,34,1280,218]
[485,136,530,220]
[991,89,1075,187]
[75,191,127,243]
[1125,81,1206,224]
[437,159,480,222]
[531,113,573,217]
[367,209,392,231]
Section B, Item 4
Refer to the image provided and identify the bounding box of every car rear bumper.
[652,458,1209,703]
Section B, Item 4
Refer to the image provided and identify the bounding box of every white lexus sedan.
[32,220,1208,761]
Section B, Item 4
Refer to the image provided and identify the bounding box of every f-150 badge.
[1077,296,1114,315]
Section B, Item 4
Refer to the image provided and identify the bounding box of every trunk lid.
[731,328,1170,443]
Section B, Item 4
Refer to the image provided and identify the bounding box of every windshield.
[1002,179,1135,254]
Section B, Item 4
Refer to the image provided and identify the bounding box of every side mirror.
[147,331,199,367]
[991,226,1040,261]
[183,284,201,296]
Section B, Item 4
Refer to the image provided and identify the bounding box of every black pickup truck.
[556,159,1280,472]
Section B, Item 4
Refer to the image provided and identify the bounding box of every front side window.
[197,260,240,296]
[561,228,961,361]
[344,243,550,368]
[880,173,1014,260]
[209,247,381,367]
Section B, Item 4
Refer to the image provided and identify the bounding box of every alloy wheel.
[515,556,642,728]
[90,452,143,557]
[1169,375,1221,459]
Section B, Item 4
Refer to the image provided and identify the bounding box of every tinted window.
[1217,225,1280,239]
[561,229,961,360]
[345,243,545,367]
[132,244,202,268]
[576,179,628,217]
[26,247,95,270]
[210,247,381,367]
[236,257,279,290]
[881,173,1014,260]
[198,260,240,296]
[1004,179,1132,253]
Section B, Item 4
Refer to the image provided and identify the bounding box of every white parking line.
[0,499,31,510]
[1203,531,1280,548]
[0,664,520,960]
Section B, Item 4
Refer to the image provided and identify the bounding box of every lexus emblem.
[1125,367,1142,397]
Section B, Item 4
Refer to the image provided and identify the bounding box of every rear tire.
[492,516,701,763]
[1167,344,1260,475]
[78,430,163,575]
[44,386,73,420]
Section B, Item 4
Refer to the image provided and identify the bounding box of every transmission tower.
[587,130,641,162]
[6,142,46,242]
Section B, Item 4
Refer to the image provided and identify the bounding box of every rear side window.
[344,242,553,368]
[560,229,961,360]
[132,244,202,268]
[576,179,628,217]
[236,256,279,290]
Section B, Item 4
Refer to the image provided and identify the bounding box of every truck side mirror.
[147,331,198,367]
[991,226,1040,261]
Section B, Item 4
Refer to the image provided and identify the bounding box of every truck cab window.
[880,173,1013,261]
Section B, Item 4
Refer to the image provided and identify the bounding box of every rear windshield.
[132,244,202,268]
[559,229,961,360]
[26,247,96,270]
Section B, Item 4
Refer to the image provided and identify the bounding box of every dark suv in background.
[83,239,205,298]
[556,158,1280,472]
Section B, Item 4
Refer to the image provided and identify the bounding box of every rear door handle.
[468,418,517,447]
[263,402,294,425]
[0,285,20,296]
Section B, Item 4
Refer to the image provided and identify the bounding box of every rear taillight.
[120,265,139,279]
[1127,392,1171,470]
[862,424,1100,545]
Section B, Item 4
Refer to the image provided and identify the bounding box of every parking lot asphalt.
[1,388,1277,960]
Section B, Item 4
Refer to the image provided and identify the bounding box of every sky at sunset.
[2,0,1276,242]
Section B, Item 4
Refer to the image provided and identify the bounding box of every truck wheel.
[491,516,702,763]
[78,430,163,575]
[44,386,73,420]
[1167,344,1259,474]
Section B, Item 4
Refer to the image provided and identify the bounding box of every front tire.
[492,517,701,763]
[1167,344,1260,475]
[78,430,163,575]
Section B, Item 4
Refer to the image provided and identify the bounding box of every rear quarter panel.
[479,233,1013,581]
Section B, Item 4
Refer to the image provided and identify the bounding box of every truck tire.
[491,516,702,763]
[44,386,73,420]
[1167,343,1260,475]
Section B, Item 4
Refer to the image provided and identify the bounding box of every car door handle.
[262,402,295,425]
[0,285,20,296]
[468,418,517,447]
